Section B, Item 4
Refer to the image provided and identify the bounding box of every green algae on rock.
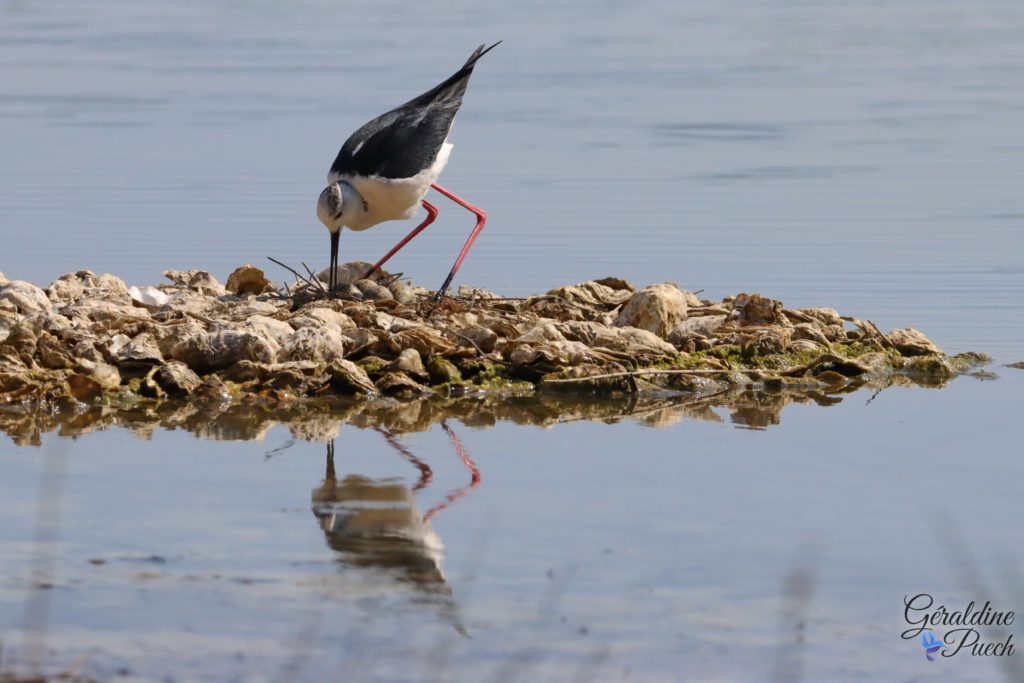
[0,264,991,417]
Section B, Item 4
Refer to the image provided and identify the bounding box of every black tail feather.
[463,41,502,68]
[402,41,501,109]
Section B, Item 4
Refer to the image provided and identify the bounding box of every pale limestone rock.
[356,279,393,301]
[727,293,786,326]
[327,359,375,394]
[888,328,942,356]
[279,326,345,364]
[797,307,843,327]
[389,280,417,304]
[614,283,690,338]
[788,339,826,354]
[47,271,131,305]
[375,371,433,395]
[242,315,295,344]
[791,322,830,347]
[559,321,677,358]
[668,315,727,345]
[171,330,277,373]
[225,264,275,296]
[154,361,203,395]
[36,332,75,369]
[115,333,165,369]
[453,325,498,353]
[76,357,122,390]
[0,280,51,314]
[163,269,227,296]
[128,285,172,309]
[386,326,456,357]
[739,327,793,356]
[388,348,427,380]
[546,278,634,307]
[61,299,150,331]
[288,307,355,331]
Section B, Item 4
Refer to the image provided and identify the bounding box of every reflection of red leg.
[423,423,481,523]
[376,428,433,492]
[363,200,439,279]
[430,183,486,300]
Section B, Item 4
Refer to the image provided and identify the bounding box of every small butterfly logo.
[921,630,944,661]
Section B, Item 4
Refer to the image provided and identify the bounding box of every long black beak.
[329,230,339,291]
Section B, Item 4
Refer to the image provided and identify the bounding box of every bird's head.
[317,183,345,232]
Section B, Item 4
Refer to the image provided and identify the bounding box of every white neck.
[335,181,366,229]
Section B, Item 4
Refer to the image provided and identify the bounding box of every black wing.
[329,42,500,181]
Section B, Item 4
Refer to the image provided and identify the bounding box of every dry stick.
[864,319,895,349]
[775,353,871,378]
[552,387,735,426]
[545,352,871,386]
[543,368,733,384]
[301,262,326,291]
[450,330,486,356]
[266,257,325,294]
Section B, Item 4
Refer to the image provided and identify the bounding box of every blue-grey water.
[1,0,1023,681]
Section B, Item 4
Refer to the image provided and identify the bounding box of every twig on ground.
[864,319,894,349]
[543,368,732,384]
[775,353,871,377]
[266,257,325,294]
[301,263,326,290]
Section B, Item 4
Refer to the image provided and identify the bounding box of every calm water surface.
[1,0,1023,681]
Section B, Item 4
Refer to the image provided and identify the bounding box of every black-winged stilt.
[316,42,500,301]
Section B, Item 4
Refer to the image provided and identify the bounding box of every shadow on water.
[310,425,480,637]
[0,373,957,446]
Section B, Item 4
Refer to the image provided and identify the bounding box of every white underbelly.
[343,142,452,232]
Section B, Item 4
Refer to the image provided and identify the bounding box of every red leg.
[430,183,486,301]
[363,200,439,279]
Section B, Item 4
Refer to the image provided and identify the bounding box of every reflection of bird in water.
[310,422,480,631]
